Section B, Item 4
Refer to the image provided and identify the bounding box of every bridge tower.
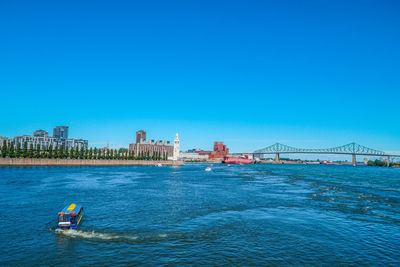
[275,153,280,162]
[352,154,356,166]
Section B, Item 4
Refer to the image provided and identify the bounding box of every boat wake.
[55,229,135,241]
[54,229,184,243]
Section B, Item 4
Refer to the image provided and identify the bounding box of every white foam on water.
[55,229,119,240]
[54,229,172,242]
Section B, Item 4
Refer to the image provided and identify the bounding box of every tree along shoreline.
[1,140,168,161]
[0,158,183,166]
[367,159,397,167]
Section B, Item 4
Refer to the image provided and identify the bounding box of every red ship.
[223,155,254,164]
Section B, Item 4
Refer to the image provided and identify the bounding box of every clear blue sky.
[1,0,399,154]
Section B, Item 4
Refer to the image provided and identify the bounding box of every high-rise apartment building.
[53,126,69,139]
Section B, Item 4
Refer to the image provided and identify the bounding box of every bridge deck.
[250,142,399,157]
[233,152,400,157]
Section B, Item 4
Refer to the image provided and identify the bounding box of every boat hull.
[57,214,83,230]
[223,157,254,164]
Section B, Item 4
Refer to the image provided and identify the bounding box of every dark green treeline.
[367,159,395,167]
[0,140,168,161]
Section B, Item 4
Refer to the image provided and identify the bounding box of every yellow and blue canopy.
[61,203,82,214]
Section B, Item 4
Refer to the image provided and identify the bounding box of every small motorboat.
[156,163,162,167]
[205,167,212,172]
[57,203,84,230]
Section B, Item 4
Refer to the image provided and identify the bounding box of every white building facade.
[0,136,11,147]
[180,152,209,161]
[12,135,88,150]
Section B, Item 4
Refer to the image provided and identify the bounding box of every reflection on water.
[0,164,399,265]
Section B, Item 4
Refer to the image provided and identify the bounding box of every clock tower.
[173,133,180,161]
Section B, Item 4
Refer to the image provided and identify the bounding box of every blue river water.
[0,164,399,265]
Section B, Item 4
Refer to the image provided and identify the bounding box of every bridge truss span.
[254,142,390,156]
[253,142,399,166]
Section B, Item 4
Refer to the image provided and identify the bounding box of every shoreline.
[0,158,184,167]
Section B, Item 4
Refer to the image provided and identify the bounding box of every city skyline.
[1,125,88,151]
[1,1,399,154]
[1,125,399,160]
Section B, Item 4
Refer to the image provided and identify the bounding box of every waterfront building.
[173,133,180,161]
[6,126,88,150]
[197,142,229,159]
[129,130,173,158]
[53,126,69,139]
[0,136,11,147]
[180,152,209,161]
[13,134,56,150]
[62,138,88,150]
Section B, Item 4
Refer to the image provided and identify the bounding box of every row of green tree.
[367,159,394,167]
[1,141,168,161]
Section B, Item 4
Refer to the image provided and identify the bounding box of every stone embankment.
[0,158,184,166]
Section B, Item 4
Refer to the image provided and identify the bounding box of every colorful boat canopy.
[61,203,82,214]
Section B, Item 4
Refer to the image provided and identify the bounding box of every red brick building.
[129,130,173,158]
[197,142,229,159]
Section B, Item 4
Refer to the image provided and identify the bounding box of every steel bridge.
[252,142,400,166]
